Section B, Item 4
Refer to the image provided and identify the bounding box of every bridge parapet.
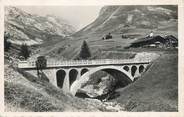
[18,58,151,69]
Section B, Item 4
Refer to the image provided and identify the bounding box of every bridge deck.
[18,59,151,69]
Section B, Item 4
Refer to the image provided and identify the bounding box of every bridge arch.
[123,66,129,71]
[56,69,66,88]
[69,69,78,87]
[81,68,89,75]
[139,65,145,73]
[131,66,137,77]
[70,66,133,96]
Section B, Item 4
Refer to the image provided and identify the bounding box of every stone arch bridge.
[18,59,150,96]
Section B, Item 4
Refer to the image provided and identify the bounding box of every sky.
[17,6,103,31]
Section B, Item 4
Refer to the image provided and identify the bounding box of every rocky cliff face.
[5,7,76,45]
[75,5,177,37]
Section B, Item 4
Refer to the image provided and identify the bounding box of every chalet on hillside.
[165,35,178,47]
[102,33,113,40]
[129,35,178,48]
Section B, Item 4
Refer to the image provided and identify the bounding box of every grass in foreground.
[115,53,178,111]
[4,65,103,112]
[5,81,64,112]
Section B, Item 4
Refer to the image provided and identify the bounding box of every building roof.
[132,35,165,44]
[129,35,178,48]
[165,35,178,43]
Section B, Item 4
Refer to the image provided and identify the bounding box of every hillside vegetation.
[4,64,105,112]
[114,52,178,111]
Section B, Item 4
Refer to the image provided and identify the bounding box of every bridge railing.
[18,58,151,68]
[45,59,133,66]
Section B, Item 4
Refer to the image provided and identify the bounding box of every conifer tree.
[19,43,30,60]
[79,40,91,60]
[4,32,11,52]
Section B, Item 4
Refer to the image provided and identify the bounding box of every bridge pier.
[42,69,58,87]
[76,69,81,80]
[62,69,70,93]
[133,66,141,79]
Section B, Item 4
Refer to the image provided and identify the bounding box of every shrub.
[36,56,47,77]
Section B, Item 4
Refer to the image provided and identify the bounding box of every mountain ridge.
[5,7,76,45]
[74,5,177,37]
[34,5,178,60]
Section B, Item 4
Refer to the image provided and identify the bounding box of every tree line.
[4,32,31,60]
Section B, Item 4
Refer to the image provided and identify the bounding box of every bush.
[105,33,112,39]
[36,56,47,77]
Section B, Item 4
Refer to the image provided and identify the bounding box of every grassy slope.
[115,52,178,111]
[36,25,177,60]
[33,33,137,60]
[4,64,103,112]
